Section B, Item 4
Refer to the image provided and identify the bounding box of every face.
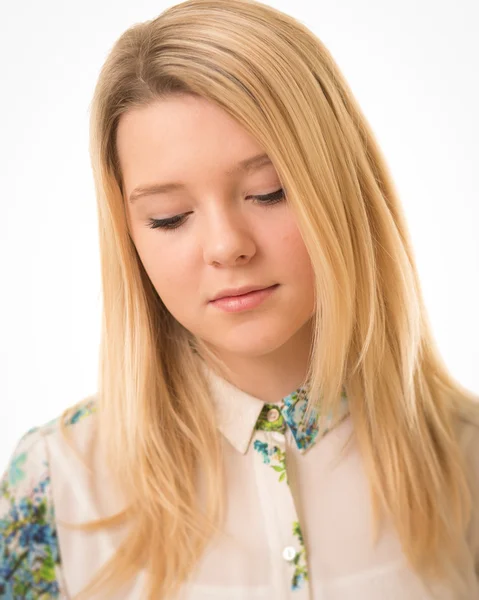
[117,94,315,364]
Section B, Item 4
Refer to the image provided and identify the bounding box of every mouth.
[210,284,278,302]
[209,284,280,313]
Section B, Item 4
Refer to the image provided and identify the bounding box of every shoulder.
[0,395,97,597]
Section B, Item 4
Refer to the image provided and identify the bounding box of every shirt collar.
[200,361,349,455]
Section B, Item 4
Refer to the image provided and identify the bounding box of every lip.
[210,284,277,302]
[209,284,279,313]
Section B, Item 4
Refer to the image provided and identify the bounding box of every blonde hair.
[59,0,479,597]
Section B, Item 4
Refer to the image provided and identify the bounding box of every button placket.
[253,404,310,597]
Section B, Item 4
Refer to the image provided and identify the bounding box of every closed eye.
[147,187,286,231]
[252,187,285,205]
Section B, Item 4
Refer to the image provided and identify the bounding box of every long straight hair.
[59,0,479,597]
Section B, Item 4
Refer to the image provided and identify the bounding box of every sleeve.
[0,426,64,599]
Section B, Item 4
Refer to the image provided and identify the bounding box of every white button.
[282,546,297,562]
[266,408,280,422]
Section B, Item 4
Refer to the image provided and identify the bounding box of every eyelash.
[146,188,286,231]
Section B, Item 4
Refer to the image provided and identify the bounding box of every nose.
[202,206,256,267]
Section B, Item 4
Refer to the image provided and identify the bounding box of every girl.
[2,0,479,598]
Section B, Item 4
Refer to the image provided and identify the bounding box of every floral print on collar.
[255,387,349,453]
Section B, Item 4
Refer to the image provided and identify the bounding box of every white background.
[1,0,478,467]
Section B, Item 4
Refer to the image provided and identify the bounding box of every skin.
[117,94,316,403]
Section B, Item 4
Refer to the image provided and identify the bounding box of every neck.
[201,319,314,404]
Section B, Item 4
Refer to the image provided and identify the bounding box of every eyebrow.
[128,152,273,204]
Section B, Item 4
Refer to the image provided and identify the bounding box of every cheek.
[277,223,314,278]
[147,257,190,297]
[142,254,196,322]
[132,233,193,300]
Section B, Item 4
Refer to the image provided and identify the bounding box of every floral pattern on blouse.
[0,453,60,599]
[0,399,97,598]
[282,388,320,451]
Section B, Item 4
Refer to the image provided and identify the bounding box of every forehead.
[116,95,276,196]
[116,95,261,163]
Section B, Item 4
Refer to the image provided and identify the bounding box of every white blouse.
[1,362,479,599]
